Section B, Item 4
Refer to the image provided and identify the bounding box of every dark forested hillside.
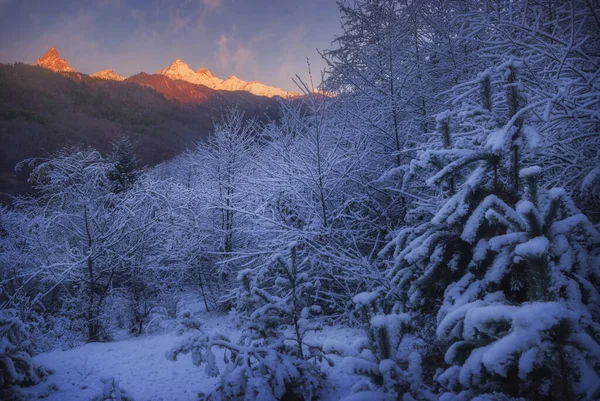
[0,63,279,198]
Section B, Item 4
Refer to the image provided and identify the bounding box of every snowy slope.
[23,310,360,401]
[24,313,229,401]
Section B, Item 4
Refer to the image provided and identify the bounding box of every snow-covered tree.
[318,1,481,292]
[251,82,380,318]
[453,0,600,216]
[382,61,536,317]
[116,177,185,335]
[198,108,257,257]
[137,160,222,312]
[0,206,39,311]
[24,148,157,341]
[381,56,600,401]
[322,0,461,169]
[433,167,600,400]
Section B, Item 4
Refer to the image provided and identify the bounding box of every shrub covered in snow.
[0,309,48,392]
[92,377,134,401]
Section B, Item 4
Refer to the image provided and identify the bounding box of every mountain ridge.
[157,58,297,98]
[0,62,280,200]
[33,47,297,98]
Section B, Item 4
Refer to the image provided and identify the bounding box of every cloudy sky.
[0,0,341,91]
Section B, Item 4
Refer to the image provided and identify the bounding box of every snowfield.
[22,310,361,401]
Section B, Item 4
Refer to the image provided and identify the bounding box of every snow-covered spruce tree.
[0,309,48,394]
[168,244,325,401]
[324,290,436,401]
[434,168,600,401]
[381,60,600,400]
[382,60,543,317]
[107,136,138,193]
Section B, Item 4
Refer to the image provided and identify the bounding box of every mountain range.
[34,47,297,98]
[1,47,287,201]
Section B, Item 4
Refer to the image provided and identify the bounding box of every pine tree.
[168,244,325,401]
[107,136,138,193]
[382,61,540,317]
[381,59,600,400]
[435,169,600,400]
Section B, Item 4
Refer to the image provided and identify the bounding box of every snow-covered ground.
[22,304,361,401]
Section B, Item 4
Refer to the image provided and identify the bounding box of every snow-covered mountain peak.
[155,59,294,97]
[159,58,195,75]
[220,75,248,91]
[157,58,212,88]
[34,46,76,73]
[45,47,59,58]
[32,47,296,98]
[91,68,126,81]
[171,58,187,67]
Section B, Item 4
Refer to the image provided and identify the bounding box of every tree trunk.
[84,205,99,342]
